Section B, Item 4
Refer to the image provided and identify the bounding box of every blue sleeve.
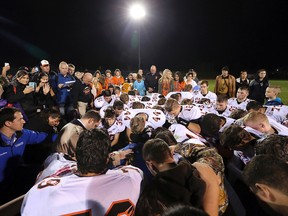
[22,129,48,145]
[133,81,136,89]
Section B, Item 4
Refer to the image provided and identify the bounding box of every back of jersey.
[21,166,142,216]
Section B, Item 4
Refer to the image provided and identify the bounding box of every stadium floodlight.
[129,3,146,20]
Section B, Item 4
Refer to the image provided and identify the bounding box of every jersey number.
[62,199,134,216]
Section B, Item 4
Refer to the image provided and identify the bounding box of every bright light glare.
[130,4,146,20]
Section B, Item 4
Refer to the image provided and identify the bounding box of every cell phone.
[34,66,39,73]
[28,82,36,88]
[4,63,9,67]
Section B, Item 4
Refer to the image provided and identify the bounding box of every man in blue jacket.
[0,107,49,204]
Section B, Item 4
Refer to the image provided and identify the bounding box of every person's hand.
[38,82,45,88]
[169,145,176,154]
[23,86,34,94]
[119,149,133,159]
[58,84,64,89]
[2,65,10,72]
[109,149,134,167]
[90,101,94,108]
[43,83,50,95]
[2,65,10,77]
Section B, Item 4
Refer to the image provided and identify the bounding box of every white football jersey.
[99,105,127,121]
[264,105,288,123]
[147,93,161,99]
[193,103,213,116]
[169,124,206,144]
[127,95,142,108]
[228,98,251,110]
[94,96,115,109]
[165,91,193,101]
[21,166,143,216]
[36,153,77,183]
[219,117,236,132]
[192,91,217,104]
[269,117,288,136]
[209,105,235,118]
[142,93,160,105]
[178,105,202,121]
[242,126,265,138]
[141,101,157,109]
[128,95,141,103]
[122,109,166,129]
[106,119,126,141]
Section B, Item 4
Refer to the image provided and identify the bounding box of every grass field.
[207,80,288,105]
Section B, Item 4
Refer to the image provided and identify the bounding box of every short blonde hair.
[243,112,269,126]
[267,86,281,95]
[164,98,180,112]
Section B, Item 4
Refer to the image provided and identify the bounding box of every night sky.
[1,0,288,76]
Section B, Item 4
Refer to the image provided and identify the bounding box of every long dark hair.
[37,72,49,84]
[174,71,184,82]
[13,70,29,86]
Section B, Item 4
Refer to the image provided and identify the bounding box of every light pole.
[129,3,146,70]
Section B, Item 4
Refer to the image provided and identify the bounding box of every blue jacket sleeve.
[21,129,49,145]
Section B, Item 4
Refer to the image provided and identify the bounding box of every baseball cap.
[40,60,49,66]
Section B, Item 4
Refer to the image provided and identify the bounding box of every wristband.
[177,117,189,127]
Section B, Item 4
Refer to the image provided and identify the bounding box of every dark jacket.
[4,83,38,119]
[144,72,160,93]
[249,77,269,104]
[71,79,93,108]
[236,78,250,92]
[136,161,205,216]
[31,70,58,93]
[35,86,57,109]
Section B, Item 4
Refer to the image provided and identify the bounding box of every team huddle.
[1,63,288,216]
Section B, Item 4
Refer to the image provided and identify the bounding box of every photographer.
[3,70,38,120]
